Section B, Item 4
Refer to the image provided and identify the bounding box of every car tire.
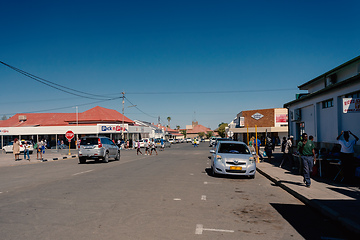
[79,157,86,164]
[103,152,109,163]
[115,151,120,161]
[211,166,218,177]
[249,174,255,179]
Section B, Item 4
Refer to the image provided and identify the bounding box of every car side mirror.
[210,150,215,154]
[252,152,256,155]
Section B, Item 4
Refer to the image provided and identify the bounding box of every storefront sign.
[343,98,360,113]
[99,124,128,133]
[251,113,264,120]
[276,114,288,123]
[0,129,9,134]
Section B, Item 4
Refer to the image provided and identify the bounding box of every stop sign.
[65,130,74,141]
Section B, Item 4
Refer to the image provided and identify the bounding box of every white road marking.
[72,170,94,176]
[195,224,234,235]
[201,195,206,200]
[204,181,208,184]
[190,173,194,175]
[173,198,181,201]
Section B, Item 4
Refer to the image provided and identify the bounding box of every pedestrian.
[336,130,359,183]
[57,139,61,147]
[136,140,143,155]
[248,136,255,152]
[297,133,316,187]
[23,141,30,161]
[12,138,21,161]
[117,139,121,148]
[281,137,287,153]
[150,140,158,155]
[160,137,165,151]
[41,139,46,154]
[193,138,198,147]
[37,140,43,160]
[144,139,150,155]
[280,136,294,168]
[264,136,273,162]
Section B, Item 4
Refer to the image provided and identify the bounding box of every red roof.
[186,124,212,134]
[0,106,134,127]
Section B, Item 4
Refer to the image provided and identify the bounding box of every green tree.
[176,125,180,130]
[198,132,205,138]
[167,117,171,128]
[180,129,187,138]
[1,115,7,120]
[206,131,213,139]
[218,123,228,138]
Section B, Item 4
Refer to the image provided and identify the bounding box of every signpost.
[65,130,74,155]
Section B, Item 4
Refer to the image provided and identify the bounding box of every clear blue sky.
[1,0,359,130]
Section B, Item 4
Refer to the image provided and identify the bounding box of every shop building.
[229,108,288,145]
[0,106,151,149]
[284,55,360,152]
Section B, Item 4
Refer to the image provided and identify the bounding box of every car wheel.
[103,152,109,163]
[115,151,120,161]
[211,166,218,177]
[249,174,255,179]
[79,157,86,164]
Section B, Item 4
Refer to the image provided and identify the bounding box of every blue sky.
[1,0,359,129]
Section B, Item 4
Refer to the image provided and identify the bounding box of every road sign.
[65,130,74,141]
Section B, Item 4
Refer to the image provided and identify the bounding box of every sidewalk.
[0,149,78,167]
[257,149,360,236]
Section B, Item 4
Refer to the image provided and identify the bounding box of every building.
[284,55,360,153]
[184,121,212,139]
[229,108,288,145]
[0,106,151,149]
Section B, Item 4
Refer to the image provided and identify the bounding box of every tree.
[176,125,180,130]
[180,129,187,138]
[1,115,7,120]
[167,117,171,128]
[198,132,205,138]
[218,123,228,138]
[206,131,213,139]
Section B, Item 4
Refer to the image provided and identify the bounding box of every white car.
[168,139,175,144]
[138,139,150,148]
[186,138,192,143]
[209,141,256,178]
[2,141,34,154]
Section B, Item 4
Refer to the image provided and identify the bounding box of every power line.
[0,61,117,100]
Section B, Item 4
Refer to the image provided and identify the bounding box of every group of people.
[12,138,47,161]
[136,139,161,156]
[248,136,274,162]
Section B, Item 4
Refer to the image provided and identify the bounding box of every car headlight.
[249,156,255,163]
[216,155,222,162]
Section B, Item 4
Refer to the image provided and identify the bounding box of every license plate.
[230,166,242,170]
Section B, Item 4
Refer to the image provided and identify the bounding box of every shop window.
[322,99,333,109]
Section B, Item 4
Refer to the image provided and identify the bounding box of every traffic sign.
[65,130,74,141]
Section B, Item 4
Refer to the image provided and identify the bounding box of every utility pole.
[122,92,125,140]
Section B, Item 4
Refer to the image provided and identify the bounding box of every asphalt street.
[0,143,353,239]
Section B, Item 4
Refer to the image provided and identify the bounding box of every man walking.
[297,133,316,187]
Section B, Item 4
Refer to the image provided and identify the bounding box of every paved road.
[0,143,353,239]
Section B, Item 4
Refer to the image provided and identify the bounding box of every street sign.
[65,130,74,141]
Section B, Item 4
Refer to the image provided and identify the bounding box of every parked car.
[78,136,120,164]
[168,139,175,144]
[212,138,232,148]
[2,140,34,154]
[209,137,218,147]
[186,138,192,143]
[137,138,150,148]
[154,138,171,148]
[209,141,256,178]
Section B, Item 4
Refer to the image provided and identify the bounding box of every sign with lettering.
[251,113,264,120]
[343,98,360,113]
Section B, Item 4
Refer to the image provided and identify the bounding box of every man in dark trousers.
[297,133,316,187]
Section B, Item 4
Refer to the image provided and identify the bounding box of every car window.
[218,143,250,154]
[80,138,98,145]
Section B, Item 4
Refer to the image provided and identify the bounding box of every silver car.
[78,136,120,164]
[210,141,256,178]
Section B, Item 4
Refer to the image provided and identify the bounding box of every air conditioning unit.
[290,109,301,121]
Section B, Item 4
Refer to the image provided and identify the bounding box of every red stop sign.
[65,130,74,141]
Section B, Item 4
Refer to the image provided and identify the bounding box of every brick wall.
[241,109,275,128]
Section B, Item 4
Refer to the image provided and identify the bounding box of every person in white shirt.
[336,130,359,183]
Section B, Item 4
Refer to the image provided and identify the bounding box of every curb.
[256,167,360,236]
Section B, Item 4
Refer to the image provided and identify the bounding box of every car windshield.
[80,138,98,145]
[218,143,250,154]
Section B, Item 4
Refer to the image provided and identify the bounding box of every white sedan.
[209,141,256,178]
[2,141,34,154]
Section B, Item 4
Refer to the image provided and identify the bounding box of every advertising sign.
[99,124,128,133]
[251,113,264,120]
[239,117,245,127]
[276,114,288,123]
[343,98,360,113]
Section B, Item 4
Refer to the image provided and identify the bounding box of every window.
[218,143,250,154]
[345,91,360,99]
[322,99,333,109]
